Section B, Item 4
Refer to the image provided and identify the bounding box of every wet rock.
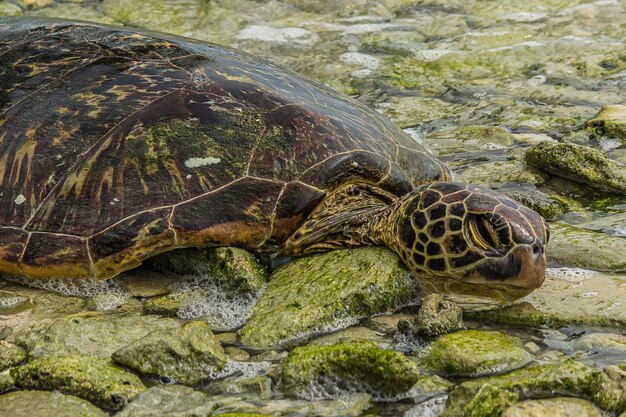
[503,398,603,417]
[525,142,626,194]
[441,359,596,417]
[467,269,626,329]
[547,223,626,272]
[14,314,180,359]
[115,385,219,417]
[502,189,568,219]
[591,365,626,414]
[216,332,238,346]
[454,159,547,188]
[142,294,181,316]
[280,341,419,400]
[0,341,25,371]
[586,105,626,139]
[0,390,108,417]
[112,321,227,385]
[572,333,626,356]
[0,1,22,16]
[426,125,515,155]
[410,374,453,398]
[409,294,463,340]
[145,247,267,295]
[115,268,176,298]
[0,327,12,340]
[576,211,626,238]
[225,346,250,361]
[205,375,273,399]
[239,247,418,349]
[12,355,145,410]
[463,384,519,417]
[424,330,532,377]
[307,326,389,348]
[363,312,414,336]
[0,371,14,393]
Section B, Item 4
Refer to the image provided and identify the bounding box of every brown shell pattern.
[0,18,450,279]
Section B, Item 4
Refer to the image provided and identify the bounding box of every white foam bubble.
[3,275,131,310]
[546,267,596,282]
[0,294,26,308]
[170,274,264,331]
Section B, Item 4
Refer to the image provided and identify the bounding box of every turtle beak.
[504,239,546,289]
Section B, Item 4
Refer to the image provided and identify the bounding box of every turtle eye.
[468,215,498,251]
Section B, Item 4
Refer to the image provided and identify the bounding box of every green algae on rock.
[525,142,626,194]
[501,189,568,220]
[0,390,108,417]
[0,371,14,394]
[502,397,604,417]
[115,385,219,417]
[0,341,25,371]
[590,365,626,414]
[586,105,626,140]
[239,247,418,349]
[407,293,463,340]
[112,321,227,385]
[547,223,626,272]
[145,247,267,295]
[423,330,532,377]
[441,359,596,417]
[463,384,519,417]
[11,355,145,410]
[280,341,419,400]
[13,314,180,359]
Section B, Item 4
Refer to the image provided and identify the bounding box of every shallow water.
[1,0,626,416]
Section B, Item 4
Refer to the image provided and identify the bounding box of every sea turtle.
[0,17,549,307]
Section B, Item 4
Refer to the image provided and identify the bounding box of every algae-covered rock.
[0,341,25,371]
[239,247,418,349]
[547,223,626,272]
[306,326,389,348]
[424,330,532,377]
[502,189,568,219]
[115,385,219,417]
[503,398,604,417]
[441,360,596,417]
[112,321,227,385]
[0,390,108,417]
[590,365,626,413]
[14,314,180,359]
[280,341,419,400]
[586,105,626,139]
[525,142,626,194]
[145,247,267,295]
[12,355,145,410]
[0,1,22,16]
[410,294,463,340]
[0,371,14,393]
[206,375,273,399]
[463,384,519,417]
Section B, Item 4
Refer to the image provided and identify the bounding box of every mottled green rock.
[239,247,418,349]
[14,314,180,359]
[0,341,25,371]
[206,375,272,399]
[112,321,227,385]
[502,190,568,219]
[116,385,219,417]
[145,247,267,295]
[586,105,626,139]
[0,1,22,16]
[591,365,626,413]
[503,398,604,417]
[0,371,14,393]
[11,355,145,410]
[525,142,626,194]
[548,223,626,272]
[463,384,519,417]
[280,341,419,399]
[143,294,182,316]
[306,326,389,348]
[0,390,108,417]
[411,294,463,340]
[442,360,596,417]
[424,330,532,377]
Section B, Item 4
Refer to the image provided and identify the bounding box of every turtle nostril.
[532,241,543,256]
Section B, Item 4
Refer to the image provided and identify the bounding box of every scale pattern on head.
[390,182,549,289]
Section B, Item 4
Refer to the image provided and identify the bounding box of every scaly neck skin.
[281,183,400,256]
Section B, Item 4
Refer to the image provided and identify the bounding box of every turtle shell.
[0,17,450,280]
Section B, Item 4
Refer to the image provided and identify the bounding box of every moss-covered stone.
[463,384,519,417]
[586,105,626,139]
[145,247,267,295]
[280,341,419,399]
[206,375,273,399]
[502,190,568,219]
[424,330,532,377]
[112,321,227,385]
[0,390,108,417]
[441,360,596,417]
[525,142,626,194]
[0,1,22,16]
[143,294,182,316]
[0,371,14,394]
[11,355,145,410]
[239,247,418,349]
[116,385,219,417]
[503,398,604,417]
[590,365,626,413]
[410,294,463,340]
[14,314,180,359]
[0,341,25,371]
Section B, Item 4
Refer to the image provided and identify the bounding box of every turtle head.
[389,182,549,309]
